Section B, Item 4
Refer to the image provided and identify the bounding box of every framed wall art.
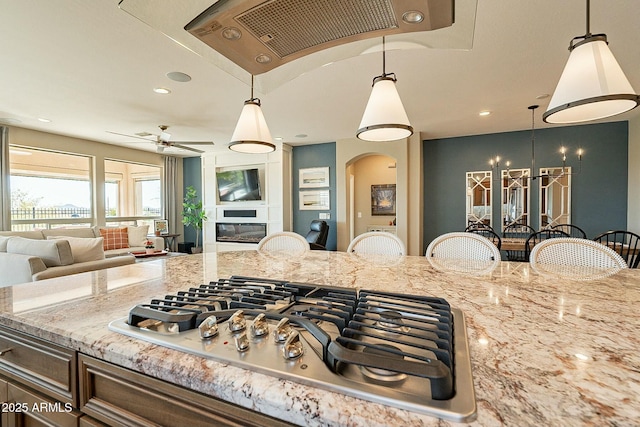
[299,190,330,210]
[153,219,169,235]
[299,167,330,188]
[371,184,396,216]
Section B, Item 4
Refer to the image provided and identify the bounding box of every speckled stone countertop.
[0,251,638,426]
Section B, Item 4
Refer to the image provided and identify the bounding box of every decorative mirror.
[501,169,530,230]
[466,171,492,227]
[539,167,571,228]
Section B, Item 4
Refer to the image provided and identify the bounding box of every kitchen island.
[0,250,638,426]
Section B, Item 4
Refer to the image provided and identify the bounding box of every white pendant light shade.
[229,100,275,154]
[357,77,414,142]
[543,38,639,123]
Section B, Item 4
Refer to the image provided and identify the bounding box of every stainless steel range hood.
[185,0,455,74]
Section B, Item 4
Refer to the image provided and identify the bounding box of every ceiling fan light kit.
[543,0,640,124]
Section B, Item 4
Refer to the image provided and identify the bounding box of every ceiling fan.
[107,125,213,153]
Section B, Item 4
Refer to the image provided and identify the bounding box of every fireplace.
[215,223,266,244]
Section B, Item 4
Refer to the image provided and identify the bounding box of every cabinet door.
[79,354,295,427]
[6,382,81,427]
[0,326,76,405]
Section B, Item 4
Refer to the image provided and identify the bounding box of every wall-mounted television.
[216,168,263,202]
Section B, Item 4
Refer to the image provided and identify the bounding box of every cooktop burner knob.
[282,331,304,360]
[273,318,293,343]
[198,316,219,339]
[250,313,269,337]
[229,310,246,333]
[235,333,250,352]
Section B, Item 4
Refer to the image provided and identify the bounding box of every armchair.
[305,220,329,250]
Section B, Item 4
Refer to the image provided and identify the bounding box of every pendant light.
[357,37,413,142]
[229,75,275,154]
[543,0,639,124]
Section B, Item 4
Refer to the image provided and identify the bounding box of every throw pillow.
[127,225,150,247]
[0,235,12,252]
[99,227,130,251]
[46,236,105,263]
[6,236,74,267]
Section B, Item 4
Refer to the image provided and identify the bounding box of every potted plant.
[144,239,155,254]
[182,185,207,253]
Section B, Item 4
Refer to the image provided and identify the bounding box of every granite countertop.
[0,251,638,427]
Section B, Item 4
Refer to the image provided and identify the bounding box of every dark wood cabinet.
[0,326,76,406]
[78,354,294,427]
[0,325,294,427]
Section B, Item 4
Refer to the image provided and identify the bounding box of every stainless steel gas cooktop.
[109,276,476,422]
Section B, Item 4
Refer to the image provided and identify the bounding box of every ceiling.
[1,0,639,157]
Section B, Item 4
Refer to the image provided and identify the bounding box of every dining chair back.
[465,227,502,250]
[257,232,310,255]
[347,232,406,256]
[530,237,627,279]
[550,224,587,239]
[593,230,640,268]
[502,223,535,261]
[464,222,494,232]
[426,232,502,261]
[524,229,570,261]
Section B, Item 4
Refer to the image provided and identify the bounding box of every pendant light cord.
[529,105,538,179]
[382,36,386,76]
[585,0,590,36]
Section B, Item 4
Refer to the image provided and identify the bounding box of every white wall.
[201,143,292,252]
[335,134,422,254]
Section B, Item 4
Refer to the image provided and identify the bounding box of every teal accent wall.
[292,143,337,250]
[423,121,628,245]
[183,156,202,246]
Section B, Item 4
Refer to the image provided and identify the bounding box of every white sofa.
[0,225,165,286]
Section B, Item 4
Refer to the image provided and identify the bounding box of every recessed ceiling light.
[275,137,283,141]
[536,94,550,100]
[37,117,51,123]
[295,134,308,138]
[166,72,191,82]
[153,87,171,94]
[479,111,491,117]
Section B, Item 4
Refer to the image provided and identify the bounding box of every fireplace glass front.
[215,223,267,244]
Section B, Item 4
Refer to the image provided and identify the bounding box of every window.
[9,146,92,230]
[104,159,161,223]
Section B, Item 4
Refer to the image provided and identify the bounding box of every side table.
[149,233,181,252]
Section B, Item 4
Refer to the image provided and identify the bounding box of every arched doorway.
[346,154,397,242]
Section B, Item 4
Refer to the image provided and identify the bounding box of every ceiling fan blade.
[105,131,154,142]
[171,141,213,145]
[172,143,204,153]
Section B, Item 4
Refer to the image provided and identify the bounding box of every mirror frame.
[501,168,530,231]
[539,167,571,228]
[466,171,492,228]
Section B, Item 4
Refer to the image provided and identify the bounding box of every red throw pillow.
[99,227,130,251]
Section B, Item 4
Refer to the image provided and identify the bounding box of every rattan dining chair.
[593,230,640,268]
[256,232,310,255]
[426,232,502,261]
[530,237,627,279]
[550,224,587,239]
[347,232,406,256]
[524,229,570,262]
